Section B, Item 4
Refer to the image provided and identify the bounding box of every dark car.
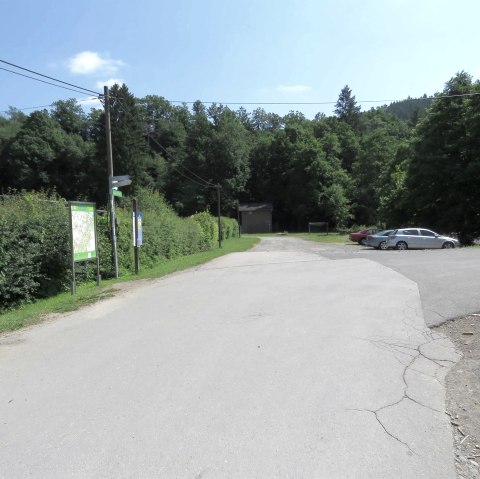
[349,228,377,245]
[365,229,394,250]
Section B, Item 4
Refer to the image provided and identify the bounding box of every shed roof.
[238,202,273,212]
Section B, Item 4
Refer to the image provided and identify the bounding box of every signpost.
[107,173,132,278]
[132,198,142,274]
[69,202,100,294]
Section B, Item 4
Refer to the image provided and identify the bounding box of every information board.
[70,202,97,261]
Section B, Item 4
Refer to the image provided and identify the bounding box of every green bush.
[0,192,70,310]
[220,216,239,240]
[192,211,217,249]
[0,189,240,312]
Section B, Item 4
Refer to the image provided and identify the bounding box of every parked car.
[385,228,460,250]
[365,229,394,250]
[349,228,377,245]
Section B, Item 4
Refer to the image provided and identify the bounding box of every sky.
[2,0,480,119]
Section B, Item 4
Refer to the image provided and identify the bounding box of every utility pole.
[104,86,119,278]
[216,184,222,248]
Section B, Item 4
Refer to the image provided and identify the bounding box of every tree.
[92,83,152,203]
[50,99,88,138]
[335,85,361,130]
[404,72,480,243]
[247,118,351,230]
[353,128,401,225]
[1,111,91,199]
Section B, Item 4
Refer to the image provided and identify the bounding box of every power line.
[114,97,216,188]
[0,96,100,115]
[0,103,53,114]
[146,132,216,187]
[0,66,100,97]
[0,59,101,96]
[165,92,480,107]
[3,59,480,111]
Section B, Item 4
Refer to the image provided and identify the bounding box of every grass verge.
[245,232,350,244]
[0,236,259,334]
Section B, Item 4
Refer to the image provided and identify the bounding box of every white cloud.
[96,78,124,89]
[67,51,124,75]
[276,84,312,94]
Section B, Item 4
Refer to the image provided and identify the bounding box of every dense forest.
[1,71,480,242]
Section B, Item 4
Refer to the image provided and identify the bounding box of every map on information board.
[70,203,97,261]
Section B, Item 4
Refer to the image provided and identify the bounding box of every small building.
[239,203,273,234]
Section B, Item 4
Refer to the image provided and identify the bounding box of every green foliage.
[248,118,352,230]
[0,193,70,310]
[0,190,238,312]
[2,72,480,244]
[192,211,218,249]
[385,95,432,122]
[220,216,239,240]
[404,72,480,242]
[335,85,361,131]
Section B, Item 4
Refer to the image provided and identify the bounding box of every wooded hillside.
[1,71,479,242]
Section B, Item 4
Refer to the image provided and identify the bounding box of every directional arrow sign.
[112,179,132,187]
[112,175,131,182]
[110,175,132,188]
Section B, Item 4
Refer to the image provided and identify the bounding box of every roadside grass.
[245,232,350,244]
[296,232,350,243]
[0,236,259,334]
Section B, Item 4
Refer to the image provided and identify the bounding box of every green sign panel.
[112,189,123,197]
[70,203,98,261]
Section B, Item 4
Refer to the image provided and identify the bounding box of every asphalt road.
[0,237,467,478]
[296,238,480,326]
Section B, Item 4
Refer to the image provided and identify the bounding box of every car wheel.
[396,241,408,250]
[442,242,454,249]
[359,238,366,246]
[379,241,388,250]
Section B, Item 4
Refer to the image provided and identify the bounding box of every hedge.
[0,189,238,312]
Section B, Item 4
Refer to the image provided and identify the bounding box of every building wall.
[241,211,272,233]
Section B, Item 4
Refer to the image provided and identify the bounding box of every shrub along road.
[0,237,467,478]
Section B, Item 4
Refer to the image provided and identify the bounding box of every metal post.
[68,202,76,294]
[104,86,119,278]
[133,197,139,274]
[217,184,222,248]
[94,208,101,285]
[236,199,241,238]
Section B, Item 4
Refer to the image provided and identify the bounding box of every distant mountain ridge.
[384,94,433,121]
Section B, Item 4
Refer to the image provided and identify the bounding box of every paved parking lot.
[0,238,461,478]
[321,244,480,326]
[254,238,480,327]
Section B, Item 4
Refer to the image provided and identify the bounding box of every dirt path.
[436,316,480,479]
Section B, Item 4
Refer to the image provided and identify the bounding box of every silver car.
[365,229,394,250]
[386,228,460,250]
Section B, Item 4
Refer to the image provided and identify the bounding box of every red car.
[349,228,378,245]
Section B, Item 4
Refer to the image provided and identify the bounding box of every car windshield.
[375,230,392,236]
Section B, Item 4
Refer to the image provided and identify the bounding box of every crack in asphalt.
[350,308,459,455]
[348,407,415,454]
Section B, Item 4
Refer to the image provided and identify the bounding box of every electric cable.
[114,97,216,188]
[166,92,480,106]
[146,132,216,187]
[0,96,101,115]
[0,59,102,96]
[0,66,99,97]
